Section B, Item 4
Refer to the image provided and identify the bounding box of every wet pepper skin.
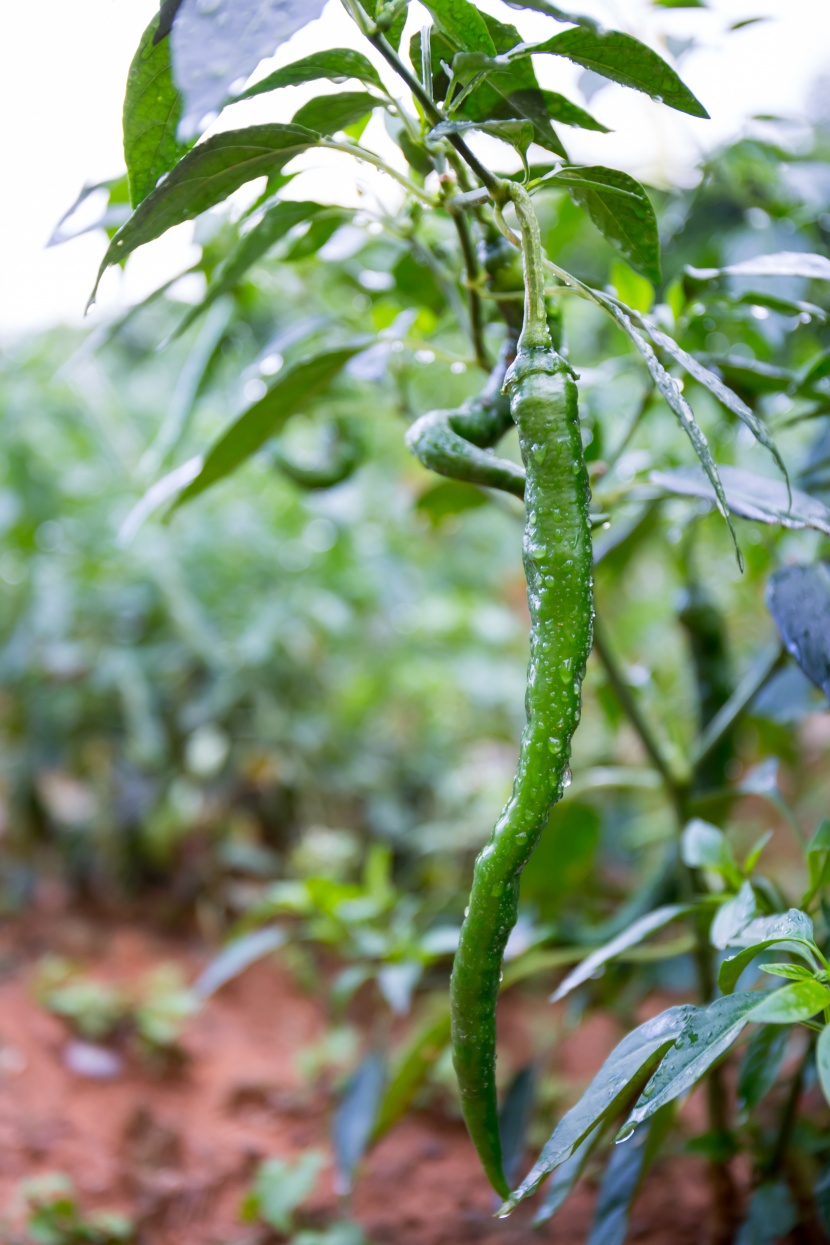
[449,327,594,1192]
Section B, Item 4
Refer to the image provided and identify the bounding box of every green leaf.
[611,260,653,314]
[528,27,709,118]
[532,1127,599,1227]
[237,48,384,101]
[429,116,534,159]
[89,124,317,305]
[748,978,830,1024]
[681,819,741,884]
[170,0,328,138]
[124,13,189,207]
[538,90,609,131]
[422,0,497,54]
[817,1025,830,1107]
[333,1052,386,1193]
[174,200,332,338]
[642,326,788,482]
[805,819,830,902]
[719,940,819,997]
[707,356,794,396]
[737,1025,789,1115]
[736,1183,797,1245]
[193,926,285,1000]
[762,963,814,982]
[651,467,830,537]
[48,177,132,248]
[371,1005,451,1142]
[710,881,756,951]
[587,1114,661,1245]
[730,908,815,949]
[543,166,660,283]
[499,1006,693,1212]
[688,252,830,282]
[617,992,764,1138]
[174,343,366,509]
[415,479,490,524]
[504,0,603,31]
[499,1065,538,1186]
[291,92,380,136]
[767,564,830,702]
[550,904,690,1003]
[600,299,742,567]
[249,1152,326,1233]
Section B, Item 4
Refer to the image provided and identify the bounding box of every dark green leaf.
[529,27,709,118]
[643,327,787,481]
[291,92,380,136]
[89,125,317,305]
[736,1183,797,1245]
[124,13,188,207]
[748,978,830,1024]
[719,939,818,996]
[801,351,830,389]
[817,1025,830,1107]
[193,926,285,1000]
[333,1052,386,1193]
[767,564,830,701]
[237,48,384,101]
[734,291,826,320]
[681,819,740,883]
[170,0,328,138]
[539,91,609,131]
[174,343,366,509]
[175,200,330,338]
[283,211,348,260]
[708,356,795,396]
[544,166,660,282]
[601,300,742,566]
[805,820,830,901]
[372,0,407,50]
[371,1005,451,1142]
[532,1127,599,1227]
[688,252,830,282]
[617,993,764,1137]
[499,1065,537,1186]
[737,1025,789,1115]
[499,1006,693,1212]
[587,1116,656,1245]
[415,480,490,523]
[550,904,690,1003]
[422,0,497,54]
[651,467,830,537]
[429,116,534,157]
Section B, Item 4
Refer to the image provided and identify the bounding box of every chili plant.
[88,0,830,1239]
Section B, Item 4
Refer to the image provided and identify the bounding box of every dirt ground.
[0,911,719,1244]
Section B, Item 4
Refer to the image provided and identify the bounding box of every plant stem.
[447,204,490,371]
[320,139,437,207]
[691,642,786,770]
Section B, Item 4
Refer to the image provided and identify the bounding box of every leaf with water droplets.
[236,48,384,101]
[170,0,328,139]
[499,1006,693,1211]
[124,11,189,207]
[617,992,764,1137]
[767,564,830,703]
[422,0,497,54]
[531,1126,600,1227]
[503,0,603,32]
[719,932,819,996]
[550,905,690,1003]
[544,166,660,284]
[527,27,709,117]
[710,881,757,951]
[747,978,830,1025]
[651,467,830,537]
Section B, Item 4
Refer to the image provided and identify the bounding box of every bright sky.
[1,0,828,336]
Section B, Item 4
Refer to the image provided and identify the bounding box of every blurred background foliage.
[1,106,829,1037]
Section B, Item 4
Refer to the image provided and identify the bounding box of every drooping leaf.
[174,201,331,338]
[527,27,709,118]
[124,13,189,207]
[333,1052,386,1194]
[643,326,787,481]
[429,116,534,161]
[171,0,328,138]
[587,1114,660,1245]
[544,166,660,283]
[651,467,830,537]
[422,0,497,55]
[709,356,795,396]
[499,1066,538,1186]
[371,1005,451,1142]
[173,343,367,509]
[767,564,830,701]
[237,48,384,100]
[719,939,819,996]
[89,125,317,305]
[737,1025,789,1116]
[500,1006,693,1212]
[817,1024,830,1107]
[291,91,380,136]
[600,300,742,565]
[688,252,830,283]
[550,905,690,1003]
[531,1127,600,1227]
[193,926,286,1000]
[747,978,830,1024]
[617,993,765,1138]
[736,1183,798,1245]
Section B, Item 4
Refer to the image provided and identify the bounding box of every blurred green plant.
[8,1173,133,1245]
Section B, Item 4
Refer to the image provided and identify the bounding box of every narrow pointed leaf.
[719,938,819,996]
[193,926,286,1000]
[173,343,367,508]
[371,1005,451,1142]
[500,1006,693,1211]
[550,904,690,1003]
[89,125,317,304]
[539,91,609,130]
[528,27,709,118]
[171,0,328,138]
[124,13,189,207]
[806,819,830,899]
[587,1116,654,1245]
[532,1127,599,1227]
[546,166,660,283]
[238,48,383,100]
[737,1025,789,1115]
[747,978,830,1024]
[688,252,830,282]
[618,992,764,1136]
[422,0,497,55]
[650,467,830,536]
[767,564,830,701]
[291,91,379,135]
[499,1065,538,1186]
[333,1052,387,1193]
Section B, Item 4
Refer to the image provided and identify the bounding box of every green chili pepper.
[271,412,364,490]
[449,184,594,1196]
